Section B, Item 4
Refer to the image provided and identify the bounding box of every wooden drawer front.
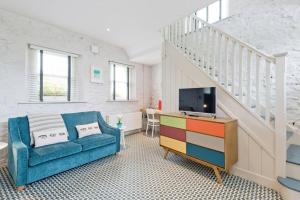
[160,125,186,142]
[187,119,224,138]
[187,143,225,167]
[160,136,186,154]
[186,131,224,152]
[160,116,186,129]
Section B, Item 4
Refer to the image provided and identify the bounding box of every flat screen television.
[179,87,216,114]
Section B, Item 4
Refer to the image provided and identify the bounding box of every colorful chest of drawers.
[159,113,238,183]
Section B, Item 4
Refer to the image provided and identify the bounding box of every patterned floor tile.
[0,133,282,200]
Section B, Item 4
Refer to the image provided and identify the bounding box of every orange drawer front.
[187,119,225,138]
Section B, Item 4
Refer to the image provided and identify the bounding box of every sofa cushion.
[74,134,116,151]
[29,142,82,167]
[61,111,99,141]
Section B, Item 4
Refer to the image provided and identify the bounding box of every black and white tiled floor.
[0,133,282,199]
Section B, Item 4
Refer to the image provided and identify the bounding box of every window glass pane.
[221,0,229,19]
[113,64,129,100]
[43,76,68,100]
[208,1,220,23]
[43,51,68,76]
[196,7,207,21]
[115,82,128,100]
[43,51,68,100]
[115,65,128,83]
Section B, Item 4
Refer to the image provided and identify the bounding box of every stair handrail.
[190,15,276,62]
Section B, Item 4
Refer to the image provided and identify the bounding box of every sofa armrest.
[97,112,121,152]
[8,118,28,186]
[8,142,28,186]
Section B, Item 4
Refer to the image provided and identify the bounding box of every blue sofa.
[7,111,120,189]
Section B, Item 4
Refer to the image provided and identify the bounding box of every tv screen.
[179,87,216,114]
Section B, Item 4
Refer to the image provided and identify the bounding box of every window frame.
[39,49,72,102]
[196,0,228,23]
[110,61,133,101]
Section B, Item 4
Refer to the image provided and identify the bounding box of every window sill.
[18,101,87,105]
[106,99,138,102]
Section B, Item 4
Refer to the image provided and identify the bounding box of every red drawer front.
[160,125,186,142]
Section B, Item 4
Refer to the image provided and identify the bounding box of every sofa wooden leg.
[17,186,25,191]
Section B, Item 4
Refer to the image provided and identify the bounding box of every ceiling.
[0,0,215,65]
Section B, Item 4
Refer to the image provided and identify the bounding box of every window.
[110,62,135,101]
[196,0,229,24]
[42,51,70,101]
[26,45,79,102]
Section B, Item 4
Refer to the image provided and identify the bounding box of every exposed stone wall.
[215,0,300,121]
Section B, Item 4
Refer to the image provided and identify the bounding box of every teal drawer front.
[187,143,225,167]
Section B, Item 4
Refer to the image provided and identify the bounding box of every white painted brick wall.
[215,0,300,121]
[0,9,152,163]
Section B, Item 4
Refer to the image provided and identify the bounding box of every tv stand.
[159,113,237,184]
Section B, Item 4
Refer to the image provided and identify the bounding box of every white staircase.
[162,13,300,199]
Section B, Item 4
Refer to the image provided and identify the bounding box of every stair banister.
[162,13,289,179]
[274,53,288,178]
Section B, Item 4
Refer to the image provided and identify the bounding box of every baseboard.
[124,129,142,136]
[232,166,280,191]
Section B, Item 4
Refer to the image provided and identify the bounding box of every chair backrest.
[146,109,156,121]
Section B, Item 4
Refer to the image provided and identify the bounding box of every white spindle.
[238,45,244,101]
[175,22,178,46]
[184,18,187,53]
[224,37,229,88]
[255,55,261,113]
[200,23,205,69]
[171,24,174,44]
[231,41,236,95]
[246,50,252,107]
[181,18,184,49]
[202,27,207,70]
[265,59,271,124]
[206,27,212,73]
[211,30,216,79]
[217,32,222,82]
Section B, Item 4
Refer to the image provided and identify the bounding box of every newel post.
[274,52,288,178]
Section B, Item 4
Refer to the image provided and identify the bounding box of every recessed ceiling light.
[106,28,110,32]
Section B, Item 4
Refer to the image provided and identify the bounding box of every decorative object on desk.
[90,66,103,83]
[158,98,162,110]
[117,114,123,128]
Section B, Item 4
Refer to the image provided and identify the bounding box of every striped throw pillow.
[28,114,68,146]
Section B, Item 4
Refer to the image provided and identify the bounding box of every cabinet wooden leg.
[164,149,169,159]
[213,167,222,184]
[226,169,231,175]
[17,186,25,191]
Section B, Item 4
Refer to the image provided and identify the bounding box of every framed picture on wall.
[90,66,103,83]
